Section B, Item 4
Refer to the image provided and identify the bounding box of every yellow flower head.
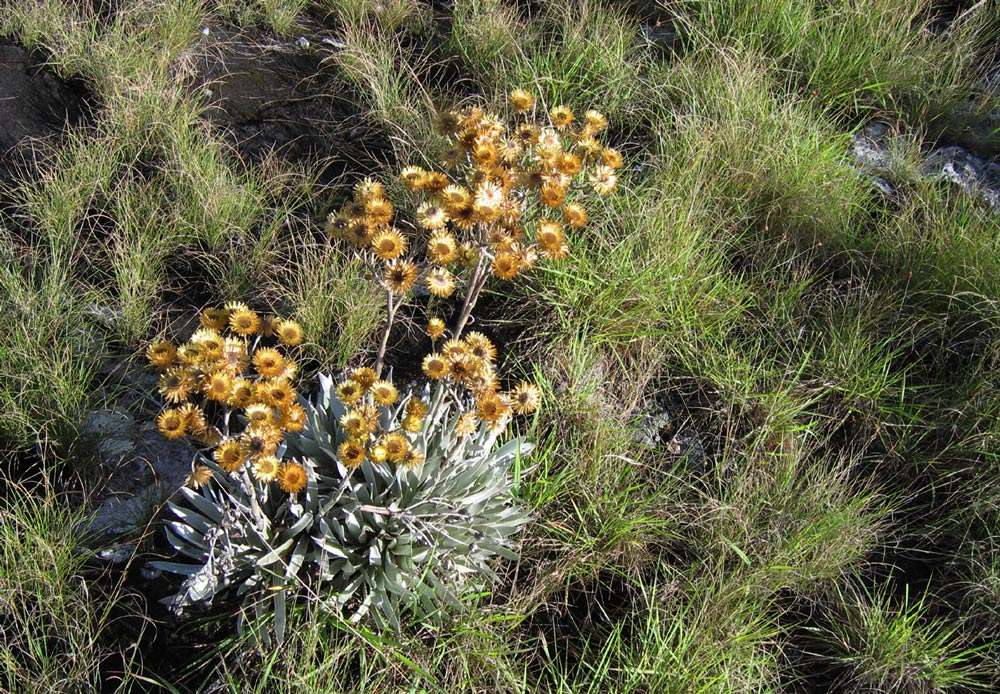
[178,403,208,433]
[449,353,485,385]
[590,165,618,195]
[492,251,522,279]
[220,337,249,374]
[337,379,364,405]
[159,368,196,404]
[440,185,471,212]
[427,317,446,340]
[279,402,307,433]
[400,448,425,469]
[471,139,498,168]
[400,165,427,191]
[253,347,286,379]
[364,196,394,227]
[441,338,468,361]
[449,204,476,230]
[259,315,278,338]
[426,267,456,298]
[563,202,588,228]
[454,411,479,437]
[275,319,304,347]
[417,202,449,231]
[157,409,187,440]
[372,228,408,261]
[369,444,388,463]
[509,88,534,111]
[384,259,418,295]
[515,123,540,146]
[602,147,624,169]
[476,392,512,424]
[191,328,225,362]
[263,379,295,407]
[344,220,371,247]
[229,378,254,408]
[422,171,449,192]
[146,340,176,369]
[402,415,423,433]
[556,151,582,177]
[577,135,603,159]
[352,367,378,390]
[177,344,201,367]
[473,181,504,222]
[243,425,281,460]
[537,220,569,260]
[200,307,231,331]
[382,432,409,462]
[203,370,234,403]
[340,409,374,438]
[214,439,248,472]
[244,402,273,426]
[253,455,281,482]
[511,381,541,415]
[229,306,260,336]
[406,398,429,419]
[422,353,450,380]
[464,332,498,362]
[467,367,500,396]
[371,380,399,406]
[339,440,366,469]
[540,180,567,207]
[354,177,385,203]
[187,465,214,489]
[549,105,574,129]
[427,232,458,264]
[278,461,308,493]
[584,109,607,133]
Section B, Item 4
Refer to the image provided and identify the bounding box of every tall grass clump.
[807,583,990,692]
[448,0,647,119]
[0,244,105,453]
[0,479,144,691]
[271,241,386,371]
[674,0,999,139]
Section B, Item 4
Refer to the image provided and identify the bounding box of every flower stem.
[453,253,489,340]
[375,289,397,378]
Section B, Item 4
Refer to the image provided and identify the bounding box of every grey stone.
[667,430,707,473]
[98,543,136,564]
[83,408,195,538]
[921,145,1000,211]
[850,122,894,172]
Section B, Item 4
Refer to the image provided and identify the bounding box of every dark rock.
[667,429,707,473]
[641,21,680,55]
[187,28,380,179]
[0,40,91,187]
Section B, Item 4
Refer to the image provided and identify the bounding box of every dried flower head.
[277,462,308,493]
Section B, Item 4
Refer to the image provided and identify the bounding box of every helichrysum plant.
[146,91,617,642]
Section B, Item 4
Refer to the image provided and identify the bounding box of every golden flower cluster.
[421,331,540,426]
[333,365,430,470]
[325,89,621,297]
[147,304,309,494]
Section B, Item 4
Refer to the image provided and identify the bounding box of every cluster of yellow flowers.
[420,330,540,428]
[331,365,427,470]
[326,89,621,297]
[146,304,309,494]
[332,330,539,471]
